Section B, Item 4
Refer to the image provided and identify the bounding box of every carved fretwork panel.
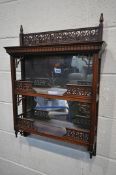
[65,84,92,96]
[16,80,32,92]
[65,128,89,143]
[17,118,36,131]
[22,27,101,46]
[33,78,52,88]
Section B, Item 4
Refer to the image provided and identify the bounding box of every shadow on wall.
[18,134,90,160]
[100,48,107,73]
[17,125,114,175]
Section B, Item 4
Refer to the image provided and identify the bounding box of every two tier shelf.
[5,14,106,158]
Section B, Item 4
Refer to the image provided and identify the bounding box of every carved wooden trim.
[16,80,32,92]
[5,42,103,57]
[64,128,89,143]
[22,27,101,46]
[64,84,92,96]
[17,118,36,130]
[33,78,52,88]
[19,14,103,46]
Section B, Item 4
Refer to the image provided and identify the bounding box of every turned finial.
[99,13,104,25]
[20,25,23,34]
[20,25,23,46]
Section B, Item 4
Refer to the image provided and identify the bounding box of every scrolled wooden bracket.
[15,57,23,68]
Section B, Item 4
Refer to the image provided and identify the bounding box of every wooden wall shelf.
[5,13,105,158]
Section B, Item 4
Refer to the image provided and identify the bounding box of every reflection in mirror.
[26,96,90,137]
[25,54,93,88]
[24,54,92,137]
[70,55,93,85]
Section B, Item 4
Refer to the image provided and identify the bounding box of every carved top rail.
[20,14,103,46]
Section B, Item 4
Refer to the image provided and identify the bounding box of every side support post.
[10,56,18,137]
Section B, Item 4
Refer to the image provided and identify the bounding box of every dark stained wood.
[5,13,106,158]
[10,57,18,136]
[88,53,99,155]
[20,25,24,46]
[5,42,104,57]
[15,125,89,146]
[15,90,93,103]
[21,57,27,116]
[19,14,103,47]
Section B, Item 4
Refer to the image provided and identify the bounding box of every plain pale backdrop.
[0,0,116,175]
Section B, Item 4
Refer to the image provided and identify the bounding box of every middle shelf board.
[15,80,95,102]
[17,117,90,146]
[15,90,92,103]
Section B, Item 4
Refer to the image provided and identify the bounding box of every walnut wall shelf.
[5,13,106,158]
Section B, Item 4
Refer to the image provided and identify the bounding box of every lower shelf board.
[16,117,90,146]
